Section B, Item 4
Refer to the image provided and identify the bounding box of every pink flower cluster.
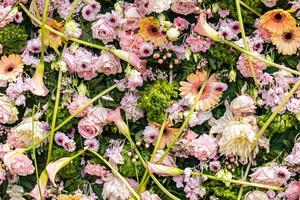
[54,132,76,152]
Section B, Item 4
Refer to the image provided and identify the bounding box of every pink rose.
[171,0,197,15]
[87,106,111,125]
[78,117,103,139]
[191,134,218,160]
[67,95,92,118]
[141,191,161,200]
[78,70,98,80]
[0,96,18,124]
[95,52,122,75]
[250,166,290,186]
[285,181,300,200]
[173,17,189,31]
[10,154,35,176]
[237,53,267,78]
[85,163,108,177]
[91,18,116,43]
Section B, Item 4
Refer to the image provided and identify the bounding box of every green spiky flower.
[0,24,28,54]
[138,80,178,124]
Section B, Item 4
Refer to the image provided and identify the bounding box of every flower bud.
[167,27,180,41]
[229,70,236,82]
[147,162,184,176]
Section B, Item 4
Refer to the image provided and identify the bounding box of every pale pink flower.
[194,11,221,41]
[104,11,122,27]
[152,0,172,13]
[95,52,122,75]
[108,107,129,137]
[10,154,35,176]
[82,5,97,21]
[245,191,269,200]
[218,9,230,18]
[102,174,132,200]
[250,166,290,186]
[85,163,108,177]
[171,0,197,15]
[186,36,213,53]
[0,5,17,28]
[153,150,176,167]
[141,191,161,200]
[104,139,124,166]
[148,162,183,176]
[91,18,117,43]
[29,170,48,200]
[285,181,300,200]
[78,117,103,139]
[139,43,154,58]
[84,139,100,151]
[14,12,23,23]
[54,132,68,146]
[62,139,76,152]
[237,53,267,78]
[0,96,18,124]
[209,161,221,172]
[0,164,6,185]
[87,106,111,125]
[191,134,218,160]
[230,95,256,117]
[143,125,159,144]
[173,17,189,31]
[127,69,143,89]
[67,95,92,118]
[46,157,73,187]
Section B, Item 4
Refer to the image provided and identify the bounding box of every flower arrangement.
[1,0,300,199]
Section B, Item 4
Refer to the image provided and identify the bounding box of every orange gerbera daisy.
[260,9,296,34]
[0,54,24,82]
[57,194,81,200]
[138,17,167,46]
[150,120,179,149]
[271,27,300,55]
[179,70,227,111]
[40,19,64,48]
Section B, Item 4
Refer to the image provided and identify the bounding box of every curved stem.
[191,171,284,191]
[88,149,141,200]
[138,114,168,193]
[46,70,63,164]
[222,40,300,76]
[158,71,210,163]
[240,0,261,17]
[235,0,259,87]
[54,84,117,132]
[251,79,300,150]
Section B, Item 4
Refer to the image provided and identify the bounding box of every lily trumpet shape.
[194,11,221,42]
[147,162,184,177]
[46,157,72,187]
[29,170,48,200]
[108,107,130,138]
[30,62,49,96]
[111,49,147,73]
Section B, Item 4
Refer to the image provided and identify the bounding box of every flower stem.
[54,84,117,132]
[240,0,261,17]
[157,71,210,163]
[222,39,300,76]
[138,114,168,193]
[191,171,284,191]
[237,163,251,200]
[125,136,180,200]
[88,149,141,200]
[40,0,50,61]
[65,0,80,24]
[235,0,259,88]
[251,79,300,149]
[46,70,63,164]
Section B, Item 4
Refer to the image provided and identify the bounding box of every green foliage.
[138,80,178,123]
[205,180,239,200]
[119,143,149,177]
[218,0,263,25]
[51,147,81,179]
[0,24,28,54]
[257,111,297,138]
[207,43,239,70]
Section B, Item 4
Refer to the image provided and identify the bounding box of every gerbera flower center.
[274,13,282,21]
[284,32,293,40]
[6,64,15,72]
[150,26,158,34]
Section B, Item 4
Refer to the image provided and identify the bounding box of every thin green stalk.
[235,0,259,87]
[31,106,42,200]
[88,149,141,200]
[158,72,210,163]
[24,84,117,152]
[46,70,63,164]
[222,40,300,76]
[138,114,168,193]
[191,171,284,191]
[237,163,251,200]
[54,84,117,131]
[251,79,300,150]
[125,136,180,200]
[19,3,111,52]
[65,0,80,24]
[40,0,50,60]
[240,0,261,16]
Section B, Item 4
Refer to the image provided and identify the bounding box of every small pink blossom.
[62,139,76,152]
[85,163,108,177]
[237,53,267,78]
[95,52,122,75]
[171,0,197,15]
[285,181,300,200]
[78,117,103,139]
[10,154,35,176]
[186,36,213,53]
[191,134,218,160]
[209,161,221,172]
[173,17,189,31]
[143,125,159,144]
[84,139,100,151]
[67,95,92,118]
[92,18,117,43]
[54,132,68,146]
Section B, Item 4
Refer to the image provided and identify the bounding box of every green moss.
[119,143,150,177]
[51,147,81,179]
[257,111,296,138]
[138,80,178,124]
[0,24,28,54]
